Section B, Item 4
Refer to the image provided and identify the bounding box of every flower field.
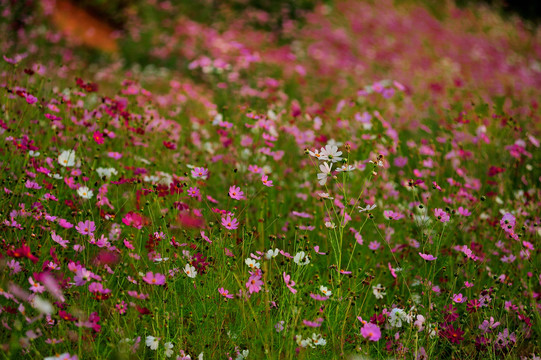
[1,0,540,359]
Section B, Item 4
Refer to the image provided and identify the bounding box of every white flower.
[336,164,355,172]
[319,144,343,163]
[184,264,197,278]
[324,221,335,229]
[58,150,76,167]
[312,333,326,346]
[245,258,260,269]
[319,286,332,297]
[96,167,118,179]
[235,349,249,360]
[389,308,407,328]
[372,284,386,299]
[146,336,160,350]
[293,251,310,266]
[308,149,324,160]
[44,353,73,360]
[318,192,334,200]
[29,150,40,157]
[77,186,93,200]
[31,296,53,314]
[265,249,279,259]
[317,162,332,185]
[358,204,377,213]
[164,341,174,357]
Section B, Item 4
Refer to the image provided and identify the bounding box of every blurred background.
[3,0,540,68]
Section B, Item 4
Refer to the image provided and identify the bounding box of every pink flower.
[360,323,381,341]
[187,187,200,198]
[25,95,38,105]
[218,287,234,299]
[221,215,239,230]
[76,220,96,236]
[191,167,208,179]
[457,207,471,216]
[261,175,273,187]
[142,272,166,285]
[464,281,474,288]
[283,272,297,294]
[383,210,404,220]
[419,253,437,261]
[228,185,244,200]
[57,218,74,229]
[200,231,212,243]
[246,274,263,294]
[28,277,45,293]
[452,293,467,303]
[107,152,122,159]
[309,293,329,301]
[434,208,450,222]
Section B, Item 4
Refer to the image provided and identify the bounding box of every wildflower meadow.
[0,0,540,359]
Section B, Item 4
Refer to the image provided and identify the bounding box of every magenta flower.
[93,131,105,145]
[142,272,166,285]
[419,253,437,261]
[283,272,297,294]
[360,323,381,341]
[76,220,96,236]
[228,185,245,200]
[261,175,273,187]
[221,215,239,230]
[25,94,38,105]
[218,287,234,299]
[434,208,450,222]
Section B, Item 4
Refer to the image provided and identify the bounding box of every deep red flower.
[439,324,464,344]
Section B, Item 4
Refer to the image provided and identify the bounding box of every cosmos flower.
[319,144,343,162]
[452,293,467,303]
[360,323,381,341]
[245,258,260,269]
[142,272,166,285]
[317,162,332,185]
[221,215,239,230]
[77,186,94,200]
[283,272,297,294]
[145,336,160,350]
[76,220,96,236]
[191,167,209,179]
[184,264,197,278]
[228,185,245,200]
[218,287,234,299]
[261,175,273,187]
[434,208,450,222]
[372,284,386,299]
[419,253,437,261]
[58,150,76,167]
[293,251,310,265]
